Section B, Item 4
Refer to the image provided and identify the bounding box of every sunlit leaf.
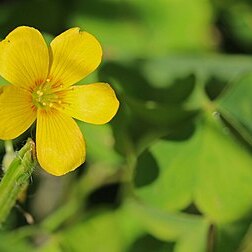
[135,113,252,223]
[78,122,123,168]
[124,200,209,252]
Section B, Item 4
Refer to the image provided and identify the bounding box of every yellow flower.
[0,26,119,176]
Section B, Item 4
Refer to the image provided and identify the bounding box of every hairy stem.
[0,139,36,224]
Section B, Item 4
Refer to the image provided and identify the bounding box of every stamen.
[32,80,69,110]
[36,90,43,96]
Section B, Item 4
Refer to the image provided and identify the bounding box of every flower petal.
[0,26,49,90]
[63,83,119,124]
[49,27,102,87]
[36,109,85,176]
[0,85,36,139]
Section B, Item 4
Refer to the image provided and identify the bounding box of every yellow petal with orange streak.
[0,26,49,90]
[63,83,119,125]
[0,85,36,139]
[36,109,85,176]
[48,27,102,87]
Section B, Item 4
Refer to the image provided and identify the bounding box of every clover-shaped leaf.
[135,113,252,223]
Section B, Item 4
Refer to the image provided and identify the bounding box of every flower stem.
[4,140,14,154]
[2,140,15,172]
[0,138,36,224]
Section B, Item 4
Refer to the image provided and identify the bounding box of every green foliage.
[1,0,252,251]
[135,112,252,223]
[218,73,252,140]
[68,0,214,59]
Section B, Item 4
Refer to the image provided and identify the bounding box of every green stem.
[4,140,14,154]
[2,140,15,172]
[0,138,36,224]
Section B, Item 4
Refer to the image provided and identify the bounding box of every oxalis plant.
[1,25,252,251]
[0,26,119,223]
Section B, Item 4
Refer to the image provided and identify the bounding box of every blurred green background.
[2,0,252,251]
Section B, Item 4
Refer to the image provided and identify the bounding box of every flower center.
[32,80,64,110]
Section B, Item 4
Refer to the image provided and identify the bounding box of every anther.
[42,102,47,106]
[49,103,53,107]
[46,78,50,82]
[36,90,43,96]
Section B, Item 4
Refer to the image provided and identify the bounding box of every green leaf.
[98,61,199,153]
[135,113,252,223]
[218,73,252,142]
[99,61,196,104]
[37,239,61,252]
[142,55,252,87]
[128,234,174,252]
[124,199,209,252]
[41,199,208,252]
[215,219,251,252]
[54,207,144,252]
[58,212,124,252]
[219,3,252,52]
[78,122,123,168]
[238,222,252,252]
[126,96,197,127]
[0,232,33,252]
